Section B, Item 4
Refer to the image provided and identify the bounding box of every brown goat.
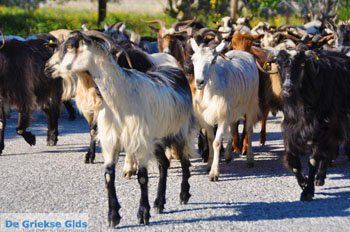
[229,31,283,151]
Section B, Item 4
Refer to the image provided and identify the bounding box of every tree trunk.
[98,0,107,25]
[230,0,238,20]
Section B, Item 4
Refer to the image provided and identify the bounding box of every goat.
[0,36,63,154]
[145,19,195,67]
[45,30,197,227]
[229,31,283,154]
[190,39,260,181]
[274,49,350,201]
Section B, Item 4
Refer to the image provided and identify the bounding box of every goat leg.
[105,163,121,227]
[85,123,97,164]
[259,109,269,146]
[179,153,191,204]
[315,159,328,186]
[123,153,137,178]
[198,129,209,163]
[232,121,242,154]
[42,107,59,146]
[344,141,350,162]
[300,156,319,201]
[0,106,6,154]
[137,166,151,225]
[16,112,35,146]
[63,100,76,121]
[153,145,169,214]
[285,152,308,190]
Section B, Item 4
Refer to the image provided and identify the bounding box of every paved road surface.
[0,107,349,231]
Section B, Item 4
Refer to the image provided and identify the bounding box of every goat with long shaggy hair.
[229,31,283,153]
[0,35,63,154]
[45,31,197,227]
[190,39,260,181]
[275,49,350,201]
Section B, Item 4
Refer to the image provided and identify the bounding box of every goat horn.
[109,22,125,31]
[82,30,117,53]
[142,19,166,29]
[115,49,133,70]
[255,59,279,74]
[172,27,193,37]
[172,17,196,31]
[196,28,218,37]
[0,30,5,49]
[219,53,231,61]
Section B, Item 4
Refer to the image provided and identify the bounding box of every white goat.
[190,39,260,181]
[46,31,197,227]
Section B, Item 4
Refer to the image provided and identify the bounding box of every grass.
[0,5,350,37]
[0,6,176,37]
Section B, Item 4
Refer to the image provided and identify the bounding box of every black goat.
[276,49,350,201]
[0,37,63,154]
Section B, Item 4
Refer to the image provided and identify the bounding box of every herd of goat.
[1,14,350,227]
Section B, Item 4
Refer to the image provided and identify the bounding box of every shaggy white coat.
[191,39,260,180]
[48,37,197,169]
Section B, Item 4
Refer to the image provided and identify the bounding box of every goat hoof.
[209,175,219,182]
[153,207,164,214]
[259,138,266,146]
[84,152,95,164]
[108,212,121,228]
[246,162,254,168]
[315,179,325,186]
[47,140,56,146]
[300,191,314,201]
[137,207,150,225]
[123,171,136,179]
[180,192,191,205]
[23,132,36,146]
[153,198,165,214]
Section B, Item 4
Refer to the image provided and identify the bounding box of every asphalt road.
[0,107,349,231]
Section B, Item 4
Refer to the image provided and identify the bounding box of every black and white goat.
[45,31,197,227]
[274,49,350,201]
[0,36,64,154]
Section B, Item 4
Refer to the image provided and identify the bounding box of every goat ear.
[215,40,228,54]
[148,25,159,33]
[190,38,199,52]
[44,41,58,51]
[304,52,319,76]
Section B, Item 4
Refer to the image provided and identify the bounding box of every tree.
[98,0,107,25]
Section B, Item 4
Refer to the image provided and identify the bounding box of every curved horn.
[109,22,124,31]
[196,28,218,36]
[255,59,279,74]
[172,17,196,31]
[82,30,117,53]
[172,27,193,37]
[142,19,166,29]
[0,30,5,49]
[115,49,133,69]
